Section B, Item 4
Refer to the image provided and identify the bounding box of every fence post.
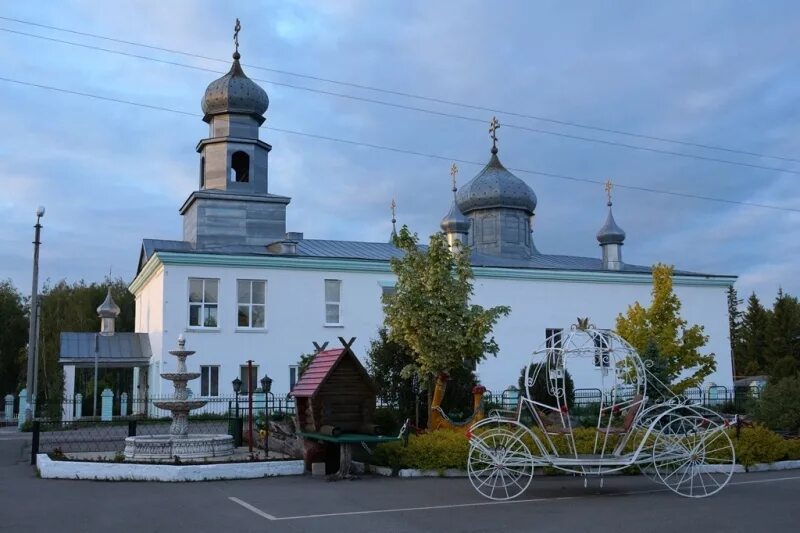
[100,389,113,422]
[128,419,137,437]
[120,392,128,418]
[17,389,27,429]
[30,421,40,465]
[4,394,12,421]
[74,393,83,420]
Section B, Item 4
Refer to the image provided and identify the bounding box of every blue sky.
[0,0,798,305]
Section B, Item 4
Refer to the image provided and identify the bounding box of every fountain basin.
[152,400,209,411]
[124,434,234,461]
[160,372,201,381]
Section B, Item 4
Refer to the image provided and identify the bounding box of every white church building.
[106,43,736,402]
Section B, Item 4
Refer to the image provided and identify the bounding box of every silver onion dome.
[456,151,537,214]
[596,203,626,245]
[201,52,269,124]
[440,200,470,234]
[97,288,121,318]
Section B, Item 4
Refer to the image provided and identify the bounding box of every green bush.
[783,439,800,461]
[754,376,800,434]
[374,424,796,472]
[732,425,787,467]
[374,430,469,471]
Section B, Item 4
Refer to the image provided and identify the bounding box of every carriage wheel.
[652,415,735,498]
[468,427,534,501]
[638,411,686,483]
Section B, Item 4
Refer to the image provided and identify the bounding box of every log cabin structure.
[291,337,378,434]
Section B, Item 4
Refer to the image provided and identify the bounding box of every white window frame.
[200,365,219,397]
[188,278,219,329]
[324,279,342,326]
[236,279,267,329]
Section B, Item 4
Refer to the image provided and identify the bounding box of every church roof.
[456,151,537,215]
[138,237,719,277]
[59,332,152,367]
[201,52,269,124]
[597,204,626,245]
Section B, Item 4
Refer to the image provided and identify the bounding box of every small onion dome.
[596,203,626,245]
[97,289,120,318]
[456,151,537,214]
[440,200,470,234]
[201,52,269,124]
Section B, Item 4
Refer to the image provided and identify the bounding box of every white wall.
[136,261,733,396]
[153,264,391,396]
[135,266,164,395]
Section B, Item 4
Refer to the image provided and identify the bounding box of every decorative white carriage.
[467,321,735,500]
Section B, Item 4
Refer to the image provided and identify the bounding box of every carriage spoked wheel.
[652,414,735,498]
[468,427,534,501]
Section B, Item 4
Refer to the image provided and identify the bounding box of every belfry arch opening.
[231,151,250,183]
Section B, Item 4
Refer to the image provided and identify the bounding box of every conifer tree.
[737,293,770,376]
[764,289,800,380]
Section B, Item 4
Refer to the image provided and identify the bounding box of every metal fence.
[31,393,296,422]
[483,386,762,415]
[30,416,236,462]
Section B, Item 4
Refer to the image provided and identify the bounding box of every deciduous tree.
[615,264,715,392]
[383,227,509,402]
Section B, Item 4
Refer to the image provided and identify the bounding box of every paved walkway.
[2,436,798,533]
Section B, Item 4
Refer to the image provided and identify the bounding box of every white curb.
[357,459,800,478]
[37,454,304,481]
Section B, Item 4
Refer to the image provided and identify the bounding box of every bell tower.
[180,20,290,247]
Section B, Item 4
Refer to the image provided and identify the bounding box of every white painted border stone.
[356,460,800,478]
[37,454,304,481]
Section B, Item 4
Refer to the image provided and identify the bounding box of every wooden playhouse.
[291,337,379,435]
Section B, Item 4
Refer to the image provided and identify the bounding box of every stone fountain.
[124,337,234,461]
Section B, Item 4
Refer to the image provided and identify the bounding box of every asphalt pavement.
[1,432,798,533]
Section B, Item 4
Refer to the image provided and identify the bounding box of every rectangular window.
[237,280,266,328]
[200,366,219,397]
[289,365,298,391]
[324,279,342,325]
[188,278,219,328]
[381,285,396,300]
[239,365,260,394]
[594,330,611,367]
[546,328,563,366]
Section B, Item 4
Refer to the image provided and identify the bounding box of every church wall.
[140,257,733,396]
[471,277,733,393]
[134,266,165,396]
[154,263,392,396]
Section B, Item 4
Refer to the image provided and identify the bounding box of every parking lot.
[2,433,799,533]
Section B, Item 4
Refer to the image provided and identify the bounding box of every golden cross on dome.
[604,179,614,205]
[489,116,500,151]
[450,163,459,192]
[234,19,241,54]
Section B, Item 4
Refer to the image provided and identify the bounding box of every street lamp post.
[25,206,45,421]
[232,377,241,418]
[260,374,272,455]
[231,377,242,447]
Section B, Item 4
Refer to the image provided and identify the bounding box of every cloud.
[0,0,798,305]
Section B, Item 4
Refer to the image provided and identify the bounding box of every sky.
[0,0,798,307]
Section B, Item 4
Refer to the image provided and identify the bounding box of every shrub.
[754,376,800,434]
[783,439,800,461]
[732,425,787,467]
[374,430,469,471]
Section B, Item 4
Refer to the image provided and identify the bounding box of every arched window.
[231,151,250,182]
[199,156,205,188]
